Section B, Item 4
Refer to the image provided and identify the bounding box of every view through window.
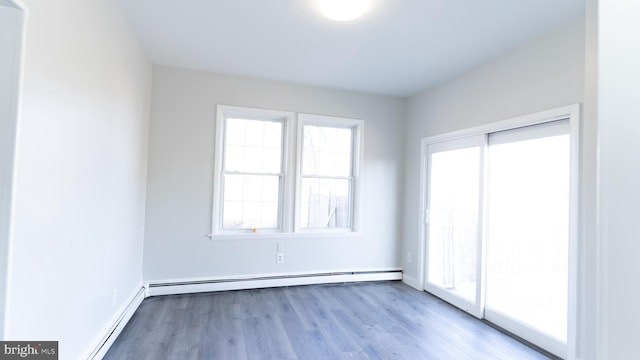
[300,125,354,229]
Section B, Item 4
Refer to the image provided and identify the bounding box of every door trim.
[0,0,27,340]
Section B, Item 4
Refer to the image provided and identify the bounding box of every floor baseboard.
[402,273,423,291]
[146,270,403,297]
[86,286,145,360]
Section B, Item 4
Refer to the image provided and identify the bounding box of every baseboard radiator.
[146,269,403,297]
[87,286,146,360]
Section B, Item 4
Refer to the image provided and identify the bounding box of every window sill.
[206,231,362,241]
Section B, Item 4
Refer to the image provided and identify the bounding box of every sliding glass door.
[422,114,575,359]
[424,136,484,317]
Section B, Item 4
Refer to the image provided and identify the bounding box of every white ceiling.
[119,0,584,97]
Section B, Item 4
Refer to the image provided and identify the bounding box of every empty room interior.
[1,0,639,359]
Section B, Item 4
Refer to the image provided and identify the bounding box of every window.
[222,117,284,230]
[212,106,363,236]
[297,114,363,231]
[213,106,293,233]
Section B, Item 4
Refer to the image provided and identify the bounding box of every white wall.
[144,66,405,281]
[0,3,22,340]
[4,0,151,358]
[401,18,585,283]
[594,1,640,358]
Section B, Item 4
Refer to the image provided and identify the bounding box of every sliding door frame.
[423,135,486,319]
[417,104,580,359]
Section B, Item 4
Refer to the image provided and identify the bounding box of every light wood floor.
[104,281,553,359]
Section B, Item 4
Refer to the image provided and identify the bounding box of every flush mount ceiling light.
[318,0,371,22]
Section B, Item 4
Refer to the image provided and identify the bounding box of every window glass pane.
[223,202,243,229]
[225,119,245,146]
[224,118,282,173]
[223,174,280,229]
[427,146,481,302]
[486,132,570,342]
[263,121,282,148]
[262,148,281,174]
[300,177,351,229]
[261,202,279,228]
[224,174,244,202]
[261,175,280,202]
[302,125,352,177]
[243,175,263,202]
[224,145,245,172]
[336,128,353,153]
[244,119,264,146]
[244,147,264,173]
[242,202,262,228]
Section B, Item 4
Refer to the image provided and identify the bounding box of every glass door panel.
[424,136,484,317]
[485,120,570,356]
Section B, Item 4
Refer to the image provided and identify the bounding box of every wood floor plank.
[104,281,554,360]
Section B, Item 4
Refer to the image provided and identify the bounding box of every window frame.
[212,105,295,234]
[295,114,364,233]
[211,106,364,238]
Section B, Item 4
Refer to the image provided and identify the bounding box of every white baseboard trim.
[145,269,403,297]
[402,273,423,291]
[86,286,145,360]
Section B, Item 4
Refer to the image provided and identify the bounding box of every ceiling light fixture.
[318,0,371,22]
